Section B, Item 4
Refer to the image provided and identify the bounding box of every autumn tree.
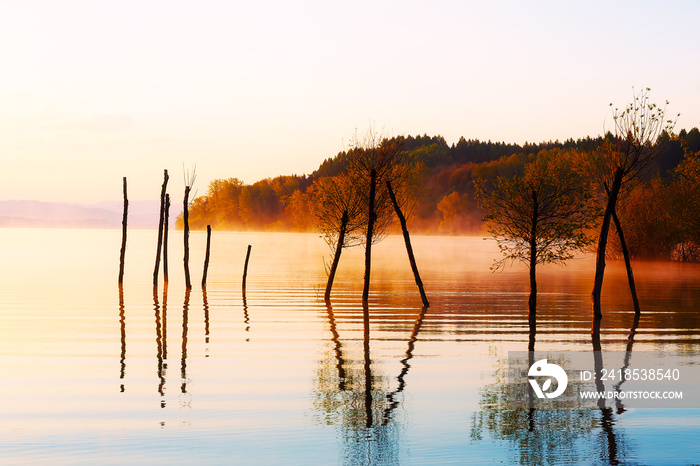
[311,172,366,302]
[475,149,598,331]
[437,191,470,234]
[345,130,406,305]
[590,88,677,319]
[666,149,700,260]
[314,129,426,304]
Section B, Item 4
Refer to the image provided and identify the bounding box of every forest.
[176,126,700,262]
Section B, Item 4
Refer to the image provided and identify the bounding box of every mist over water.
[0,229,698,464]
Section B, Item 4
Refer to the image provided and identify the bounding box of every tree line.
[177,117,700,264]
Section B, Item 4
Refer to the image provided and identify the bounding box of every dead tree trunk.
[163,194,170,284]
[592,167,623,320]
[201,225,211,287]
[362,169,377,306]
[118,177,128,285]
[386,181,429,307]
[183,185,192,290]
[611,207,641,315]
[153,169,169,287]
[242,245,252,295]
[324,210,348,303]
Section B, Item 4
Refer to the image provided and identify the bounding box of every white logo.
[528,359,568,399]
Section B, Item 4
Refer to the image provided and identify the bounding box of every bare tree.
[314,129,424,305]
[345,129,403,305]
[183,166,197,290]
[590,88,677,319]
[311,172,366,303]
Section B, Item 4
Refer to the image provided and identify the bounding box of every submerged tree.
[590,88,677,319]
[313,129,425,305]
[345,130,405,306]
[475,149,598,327]
[311,172,366,303]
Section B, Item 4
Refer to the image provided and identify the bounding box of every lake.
[0,228,699,465]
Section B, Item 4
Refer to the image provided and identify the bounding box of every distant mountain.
[0,200,175,229]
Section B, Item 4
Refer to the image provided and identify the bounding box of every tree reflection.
[613,313,640,414]
[381,306,427,425]
[471,319,600,464]
[312,304,430,465]
[591,314,640,465]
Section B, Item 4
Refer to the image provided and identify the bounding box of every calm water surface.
[0,229,699,465]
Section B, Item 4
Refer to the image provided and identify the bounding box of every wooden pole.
[242,245,252,295]
[201,225,211,287]
[118,177,128,285]
[386,181,429,307]
[153,169,169,287]
[163,194,170,284]
[183,185,192,289]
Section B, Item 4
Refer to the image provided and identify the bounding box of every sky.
[1,0,699,204]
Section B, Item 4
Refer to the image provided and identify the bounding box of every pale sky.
[1,0,699,203]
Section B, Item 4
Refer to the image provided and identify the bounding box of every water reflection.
[181,287,190,405]
[118,285,126,393]
[154,284,168,408]
[381,306,427,426]
[363,305,373,428]
[203,286,210,357]
[325,304,346,391]
[312,304,432,464]
[243,292,250,341]
[613,313,640,414]
[472,316,601,464]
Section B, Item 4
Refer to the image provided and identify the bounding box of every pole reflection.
[243,293,250,341]
[118,284,126,393]
[203,285,210,357]
[154,284,167,408]
[181,287,191,401]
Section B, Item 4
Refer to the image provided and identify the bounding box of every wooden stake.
[163,194,170,283]
[242,245,252,295]
[201,225,211,287]
[153,169,169,287]
[118,177,128,285]
[183,185,192,289]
